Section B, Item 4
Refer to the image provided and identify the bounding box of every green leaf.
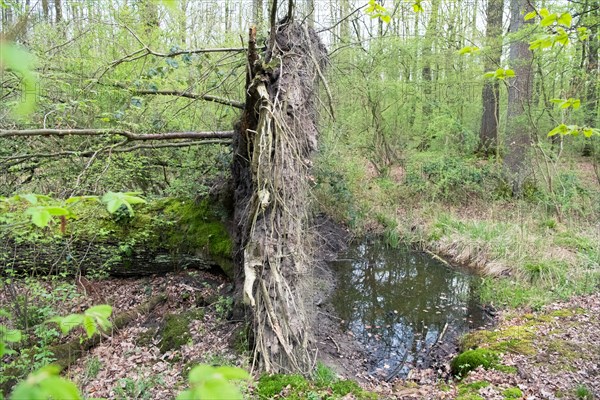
[0,327,22,343]
[39,376,81,400]
[50,314,84,334]
[524,11,537,21]
[213,366,250,381]
[504,69,515,78]
[539,8,550,18]
[85,305,113,320]
[20,193,39,204]
[45,206,70,216]
[0,42,37,116]
[82,315,96,338]
[547,124,568,137]
[380,14,391,24]
[197,379,242,400]
[540,14,557,27]
[26,207,52,228]
[557,13,572,27]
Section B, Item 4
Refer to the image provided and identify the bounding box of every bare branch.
[1,140,231,165]
[0,129,235,140]
[127,87,245,109]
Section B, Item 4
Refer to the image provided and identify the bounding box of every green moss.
[502,387,523,399]
[162,199,232,259]
[451,349,500,377]
[455,380,490,400]
[136,328,157,347]
[330,380,361,396]
[460,325,535,356]
[159,314,191,353]
[257,374,309,399]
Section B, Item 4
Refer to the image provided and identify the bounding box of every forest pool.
[330,240,490,380]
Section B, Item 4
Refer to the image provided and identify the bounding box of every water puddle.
[331,240,489,380]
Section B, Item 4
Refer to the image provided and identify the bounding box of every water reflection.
[331,241,486,379]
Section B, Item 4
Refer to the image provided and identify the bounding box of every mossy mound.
[159,314,192,353]
[460,325,535,356]
[451,349,500,377]
[257,374,310,399]
[502,387,523,399]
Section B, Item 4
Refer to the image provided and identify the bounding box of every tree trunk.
[232,20,327,374]
[583,0,599,157]
[478,0,504,156]
[419,0,440,149]
[504,0,534,196]
[55,0,62,24]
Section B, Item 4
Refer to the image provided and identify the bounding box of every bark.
[478,0,504,156]
[504,0,534,196]
[232,21,327,374]
[55,0,62,24]
[583,0,599,157]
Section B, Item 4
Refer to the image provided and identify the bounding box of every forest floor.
[2,267,598,399]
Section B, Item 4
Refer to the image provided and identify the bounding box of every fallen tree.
[232,18,328,374]
[0,198,234,278]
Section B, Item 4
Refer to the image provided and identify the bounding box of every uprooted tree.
[232,15,328,373]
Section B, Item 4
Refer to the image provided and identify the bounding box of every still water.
[331,240,488,380]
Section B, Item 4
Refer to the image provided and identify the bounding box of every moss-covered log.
[50,294,167,369]
[0,198,234,277]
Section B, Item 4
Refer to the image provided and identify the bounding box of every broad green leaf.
[0,326,21,343]
[50,314,84,334]
[524,11,537,21]
[188,365,215,385]
[380,14,391,24]
[196,379,241,400]
[21,193,39,204]
[540,14,556,27]
[548,124,568,137]
[483,71,496,78]
[0,42,37,116]
[45,206,70,216]
[39,376,81,400]
[82,315,96,338]
[85,305,113,320]
[557,13,572,27]
[26,207,52,228]
[504,69,515,78]
[213,366,250,381]
[539,8,550,18]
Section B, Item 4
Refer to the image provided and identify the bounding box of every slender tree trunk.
[41,0,49,22]
[253,0,264,31]
[504,0,535,196]
[419,0,440,149]
[583,1,599,156]
[55,0,62,23]
[478,0,504,156]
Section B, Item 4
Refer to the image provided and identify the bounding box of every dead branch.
[121,86,245,109]
[0,129,234,140]
[1,140,231,166]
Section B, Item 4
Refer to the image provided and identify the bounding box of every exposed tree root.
[232,22,328,374]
